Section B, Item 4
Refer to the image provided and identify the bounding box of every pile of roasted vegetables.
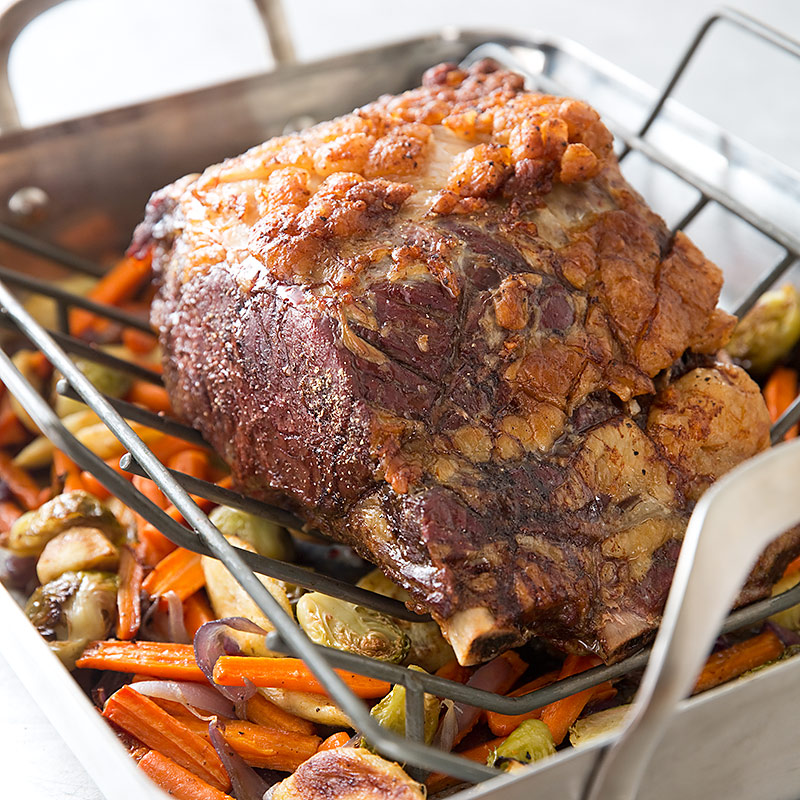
[2,260,800,800]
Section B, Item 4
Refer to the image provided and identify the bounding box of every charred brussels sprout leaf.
[296,592,409,663]
[208,505,295,561]
[488,719,555,767]
[7,490,124,557]
[25,570,118,669]
[728,284,800,373]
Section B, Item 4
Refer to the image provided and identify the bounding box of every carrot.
[139,495,216,551]
[317,732,351,752]
[53,449,84,494]
[70,254,152,338]
[0,450,41,509]
[435,659,472,684]
[77,641,205,682]
[0,499,22,545]
[213,656,391,699]
[486,670,560,737]
[694,629,784,694]
[103,685,229,791]
[122,327,159,356]
[81,470,110,500]
[783,553,800,578]
[133,475,176,566]
[127,380,172,414]
[142,547,205,603]
[167,449,211,482]
[764,366,799,440]
[117,545,144,640]
[454,651,528,746]
[138,750,234,800]
[427,737,507,794]
[183,591,215,640]
[245,691,317,735]
[539,655,602,745]
[0,396,28,448]
[179,716,321,771]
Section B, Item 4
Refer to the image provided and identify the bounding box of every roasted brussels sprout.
[208,505,294,561]
[54,356,133,417]
[7,491,124,557]
[357,569,454,671]
[36,526,120,584]
[569,704,631,748]
[727,284,800,373]
[201,534,292,657]
[488,719,555,767]
[368,666,440,745]
[296,592,409,664]
[25,570,118,669]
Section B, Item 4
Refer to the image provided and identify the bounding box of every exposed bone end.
[441,607,524,666]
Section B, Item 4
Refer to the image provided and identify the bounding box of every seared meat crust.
[141,61,799,665]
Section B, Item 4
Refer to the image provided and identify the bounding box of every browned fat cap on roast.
[138,60,800,666]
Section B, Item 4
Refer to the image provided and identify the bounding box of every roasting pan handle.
[0,0,295,133]
[584,439,800,800]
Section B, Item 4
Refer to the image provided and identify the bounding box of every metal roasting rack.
[2,3,800,792]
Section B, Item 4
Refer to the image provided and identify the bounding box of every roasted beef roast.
[136,61,800,665]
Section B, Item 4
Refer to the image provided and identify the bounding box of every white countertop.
[2,1,800,797]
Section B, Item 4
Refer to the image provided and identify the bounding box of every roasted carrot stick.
[117,545,144,640]
[103,686,229,791]
[486,670,561,737]
[694,629,784,694]
[435,659,472,684]
[213,657,391,699]
[764,366,799,440]
[132,475,176,566]
[53,449,84,494]
[0,499,22,541]
[127,380,172,414]
[183,591,215,640]
[783,553,800,578]
[167,449,211,482]
[80,470,110,500]
[70,255,152,338]
[0,396,28,448]
[316,732,350,752]
[179,717,321,771]
[138,750,234,800]
[539,655,602,745]
[77,641,205,682]
[0,450,41,509]
[122,327,159,356]
[142,547,205,603]
[245,691,317,735]
[427,737,507,793]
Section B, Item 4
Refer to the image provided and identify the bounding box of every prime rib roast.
[135,61,800,666]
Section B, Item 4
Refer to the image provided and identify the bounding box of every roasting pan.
[2,2,800,798]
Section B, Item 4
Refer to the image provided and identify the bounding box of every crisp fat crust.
[141,61,799,666]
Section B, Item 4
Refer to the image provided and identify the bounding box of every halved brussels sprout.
[727,284,800,373]
[357,568,454,671]
[36,526,120,584]
[25,570,118,669]
[488,718,555,767]
[7,490,124,557]
[296,592,409,664]
[54,356,133,417]
[208,505,294,561]
[368,665,440,745]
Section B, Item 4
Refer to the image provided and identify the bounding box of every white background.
[1,1,800,797]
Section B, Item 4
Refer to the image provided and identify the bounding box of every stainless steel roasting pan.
[2,2,800,798]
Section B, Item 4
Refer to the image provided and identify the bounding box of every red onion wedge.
[209,718,272,800]
[194,618,268,713]
[130,680,235,719]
